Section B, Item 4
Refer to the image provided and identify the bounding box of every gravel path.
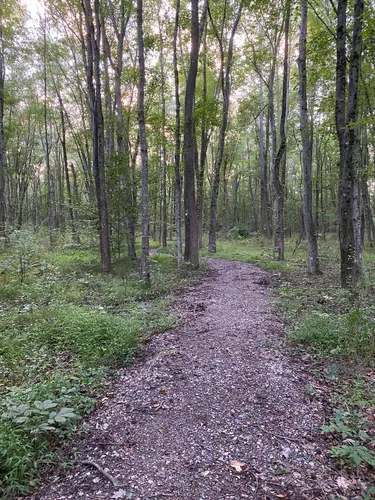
[30,259,339,500]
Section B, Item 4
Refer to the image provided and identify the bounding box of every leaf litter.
[28,259,372,499]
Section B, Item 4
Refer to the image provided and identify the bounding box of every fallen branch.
[253,423,301,443]
[80,460,123,488]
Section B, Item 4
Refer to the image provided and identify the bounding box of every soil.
[28,259,358,500]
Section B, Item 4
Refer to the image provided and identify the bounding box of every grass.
[0,229,207,497]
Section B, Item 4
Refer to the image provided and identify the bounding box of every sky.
[21,0,45,22]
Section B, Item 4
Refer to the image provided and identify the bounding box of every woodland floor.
[28,259,364,500]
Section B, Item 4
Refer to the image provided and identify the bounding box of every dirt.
[28,259,356,500]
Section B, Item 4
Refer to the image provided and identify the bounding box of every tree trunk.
[137,0,150,282]
[259,77,270,238]
[208,2,243,253]
[173,0,183,268]
[58,91,79,243]
[272,5,288,261]
[0,28,7,238]
[336,0,363,289]
[81,0,111,272]
[156,4,168,248]
[183,0,200,268]
[197,29,209,249]
[298,0,320,274]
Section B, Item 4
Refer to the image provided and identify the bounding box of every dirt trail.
[31,259,339,500]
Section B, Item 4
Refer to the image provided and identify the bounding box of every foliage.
[0,232,206,497]
[322,409,375,468]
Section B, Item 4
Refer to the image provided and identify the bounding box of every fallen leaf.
[337,476,350,490]
[200,471,210,477]
[230,459,245,472]
[281,446,291,458]
[111,490,126,499]
[276,495,287,499]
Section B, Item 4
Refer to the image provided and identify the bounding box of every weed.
[322,409,375,468]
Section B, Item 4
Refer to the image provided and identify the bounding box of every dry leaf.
[336,476,350,490]
[200,471,210,477]
[230,459,245,472]
[276,495,287,499]
[111,490,126,499]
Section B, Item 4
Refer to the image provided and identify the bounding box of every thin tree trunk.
[43,16,57,237]
[58,91,79,243]
[0,27,7,238]
[208,2,243,253]
[81,0,111,272]
[259,77,270,238]
[298,0,320,274]
[158,3,167,248]
[183,0,201,267]
[173,0,183,268]
[137,0,150,282]
[197,28,209,249]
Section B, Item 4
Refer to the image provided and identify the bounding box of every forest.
[1,0,375,498]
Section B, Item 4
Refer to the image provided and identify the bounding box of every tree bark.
[81,0,111,272]
[183,0,201,267]
[137,0,150,282]
[173,0,183,268]
[298,0,320,274]
[336,0,363,289]
[258,77,270,238]
[208,2,243,253]
[0,27,7,238]
[158,3,168,248]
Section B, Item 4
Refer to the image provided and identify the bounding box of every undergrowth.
[0,229,206,497]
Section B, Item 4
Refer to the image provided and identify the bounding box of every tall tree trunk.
[137,0,150,282]
[208,2,243,253]
[158,3,168,248]
[0,27,7,238]
[183,0,200,267]
[58,91,79,243]
[197,28,208,249]
[259,77,270,238]
[336,0,363,288]
[361,133,375,246]
[173,0,183,268]
[43,16,57,237]
[82,0,111,272]
[272,7,288,261]
[298,0,320,274]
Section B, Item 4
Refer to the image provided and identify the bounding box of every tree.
[0,25,7,239]
[137,0,150,282]
[183,0,206,268]
[81,0,111,272]
[298,0,320,274]
[208,0,243,253]
[336,0,364,288]
[173,0,182,268]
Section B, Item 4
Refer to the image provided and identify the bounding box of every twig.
[253,423,301,443]
[80,460,123,488]
[272,432,301,444]
[97,441,128,447]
